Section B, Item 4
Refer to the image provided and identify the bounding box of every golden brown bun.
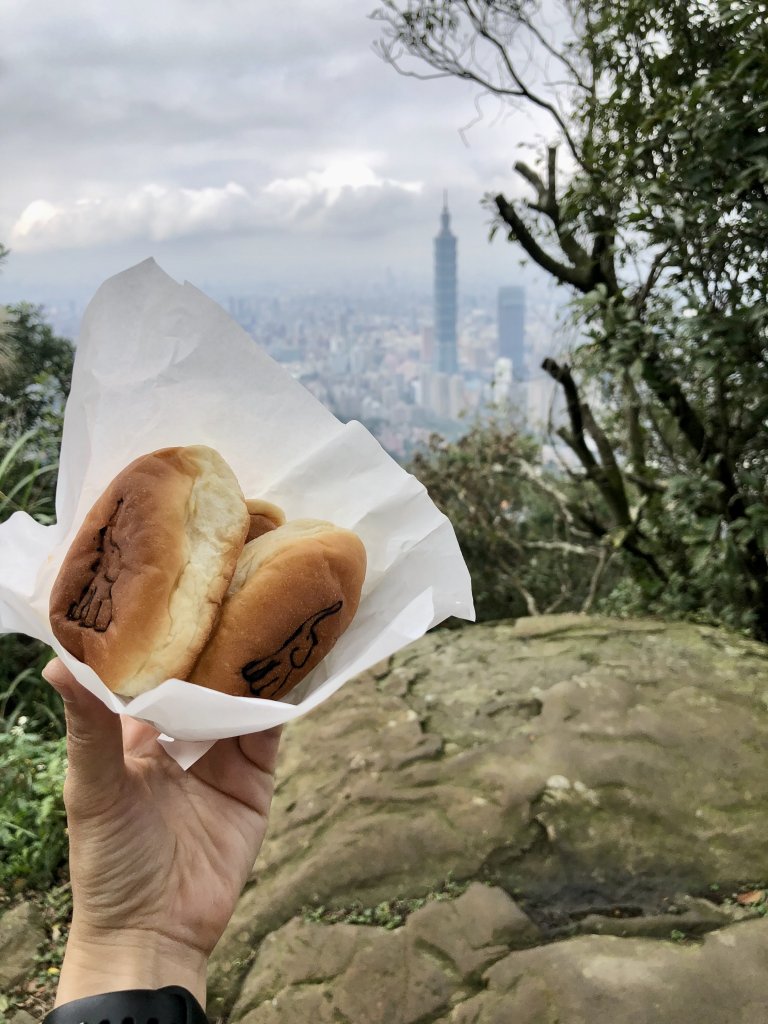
[189,519,366,700]
[245,497,286,543]
[49,446,249,697]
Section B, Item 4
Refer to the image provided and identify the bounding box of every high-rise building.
[434,195,458,374]
[492,357,514,406]
[421,324,434,365]
[497,286,526,380]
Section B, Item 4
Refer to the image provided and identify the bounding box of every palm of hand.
[67,716,280,956]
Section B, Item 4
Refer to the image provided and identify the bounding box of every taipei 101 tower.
[433,193,458,374]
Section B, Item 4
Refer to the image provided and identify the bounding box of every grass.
[301,878,471,930]
[0,424,65,738]
[0,726,68,891]
[0,428,58,525]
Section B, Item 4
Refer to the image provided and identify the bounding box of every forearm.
[55,925,208,1008]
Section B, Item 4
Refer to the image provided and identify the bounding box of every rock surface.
[230,890,768,1024]
[209,615,768,1021]
[232,885,536,1024]
[449,918,768,1024]
[0,900,45,991]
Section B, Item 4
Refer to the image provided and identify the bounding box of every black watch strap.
[42,986,208,1024]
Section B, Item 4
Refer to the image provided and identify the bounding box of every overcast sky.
[0,1,562,307]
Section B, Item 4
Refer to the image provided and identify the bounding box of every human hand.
[43,658,282,1009]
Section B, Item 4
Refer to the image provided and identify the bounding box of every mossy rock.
[209,615,768,1021]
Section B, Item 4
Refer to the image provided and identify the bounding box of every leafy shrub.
[409,418,618,622]
[0,726,67,889]
[0,423,62,735]
[0,304,73,439]
[0,636,62,735]
[0,304,72,737]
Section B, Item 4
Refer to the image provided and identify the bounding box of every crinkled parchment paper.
[0,260,474,767]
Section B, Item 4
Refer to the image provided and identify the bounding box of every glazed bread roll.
[49,445,249,697]
[189,519,366,700]
[245,497,286,542]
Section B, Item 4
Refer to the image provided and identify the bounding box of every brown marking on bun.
[189,519,366,701]
[49,446,249,696]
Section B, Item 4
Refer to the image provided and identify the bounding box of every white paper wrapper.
[0,259,474,768]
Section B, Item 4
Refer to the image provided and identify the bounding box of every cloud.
[10,182,257,251]
[266,158,421,204]
[264,158,422,231]
[9,161,424,251]
[0,0,560,298]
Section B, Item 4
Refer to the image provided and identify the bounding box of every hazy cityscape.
[41,200,568,463]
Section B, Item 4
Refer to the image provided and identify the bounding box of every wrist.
[56,924,208,1009]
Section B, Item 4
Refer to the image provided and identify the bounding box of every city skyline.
[20,195,566,465]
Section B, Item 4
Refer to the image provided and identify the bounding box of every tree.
[409,419,614,621]
[0,245,12,378]
[373,0,768,640]
[0,305,73,435]
[0,304,73,522]
[0,286,73,735]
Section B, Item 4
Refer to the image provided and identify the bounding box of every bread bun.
[245,497,286,542]
[49,445,249,697]
[189,519,366,700]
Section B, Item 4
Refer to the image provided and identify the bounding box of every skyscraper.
[497,285,526,380]
[433,194,458,374]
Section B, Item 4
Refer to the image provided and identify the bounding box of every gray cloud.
[0,0,558,300]
[10,165,424,250]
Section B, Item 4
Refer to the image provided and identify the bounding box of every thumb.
[43,658,125,795]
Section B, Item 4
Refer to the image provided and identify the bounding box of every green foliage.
[0,726,67,889]
[0,303,71,736]
[409,418,616,621]
[0,428,58,525]
[374,0,768,641]
[0,304,73,438]
[567,0,768,637]
[0,421,62,735]
[0,635,62,735]
[302,878,471,930]
[0,304,71,528]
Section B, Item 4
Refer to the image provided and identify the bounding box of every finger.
[43,658,125,795]
[237,725,284,815]
[192,727,283,815]
[239,725,283,777]
[121,715,162,758]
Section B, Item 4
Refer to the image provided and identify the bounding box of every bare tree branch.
[518,10,591,92]
[510,575,540,616]
[581,545,610,613]
[371,0,589,168]
[522,539,599,556]
[541,357,599,471]
[515,160,546,199]
[544,585,571,614]
[495,194,594,290]
[516,149,594,274]
[580,402,631,523]
[458,0,585,165]
[624,370,647,474]
[633,243,673,316]
[511,457,581,530]
[625,471,666,495]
